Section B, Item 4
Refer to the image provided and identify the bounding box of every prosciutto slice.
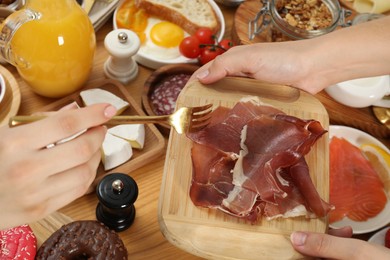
[187,97,332,223]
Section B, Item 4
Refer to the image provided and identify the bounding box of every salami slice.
[150,73,191,115]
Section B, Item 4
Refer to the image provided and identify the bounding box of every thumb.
[290,231,365,259]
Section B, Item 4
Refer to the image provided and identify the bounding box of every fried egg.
[140,17,190,60]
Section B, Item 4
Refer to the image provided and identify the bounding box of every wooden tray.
[38,79,166,193]
[158,77,329,260]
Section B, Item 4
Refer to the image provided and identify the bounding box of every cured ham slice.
[329,137,387,223]
[188,97,332,223]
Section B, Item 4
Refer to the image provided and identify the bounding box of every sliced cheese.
[101,132,133,171]
[108,124,145,149]
[80,88,129,115]
[353,0,390,13]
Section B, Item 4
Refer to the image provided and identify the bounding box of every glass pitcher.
[0,0,96,98]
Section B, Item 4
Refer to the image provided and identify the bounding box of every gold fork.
[9,104,213,134]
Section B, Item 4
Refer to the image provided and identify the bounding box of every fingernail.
[290,232,307,246]
[61,101,79,111]
[104,105,117,118]
[196,69,209,80]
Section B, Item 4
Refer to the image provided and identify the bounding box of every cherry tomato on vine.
[219,39,235,51]
[194,28,215,45]
[199,46,220,65]
[179,36,201,59]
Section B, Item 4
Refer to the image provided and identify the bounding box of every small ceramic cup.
[325,75,390,108]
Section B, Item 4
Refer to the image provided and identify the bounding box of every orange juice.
[9,0,96,98]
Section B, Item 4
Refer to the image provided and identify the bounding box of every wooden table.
[7,3,389,259]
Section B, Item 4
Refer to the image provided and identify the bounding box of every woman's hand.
[290,226,390,259]
[192,16,390,96]
[192,42,327,95]
[0,103,116,229]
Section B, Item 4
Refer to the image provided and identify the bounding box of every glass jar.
[0,0,96,98]
[249,0,352,42]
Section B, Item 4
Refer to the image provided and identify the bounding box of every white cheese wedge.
[80,88,129,115]
[101,132,133,171]
[353,0,390,13]
[108,124,145,149]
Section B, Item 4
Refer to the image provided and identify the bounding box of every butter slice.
[80,88,129,115]
[353,0,390,13]
[108,124,145,149]
[101,132,133,171]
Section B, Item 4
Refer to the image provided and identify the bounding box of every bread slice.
[137,0,220,35]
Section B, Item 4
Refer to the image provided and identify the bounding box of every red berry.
[0,224,37,259]
[385,228,390,248]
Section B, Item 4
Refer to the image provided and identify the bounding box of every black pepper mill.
[96,173,138,232]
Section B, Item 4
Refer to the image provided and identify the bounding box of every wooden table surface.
[6,3,389,259]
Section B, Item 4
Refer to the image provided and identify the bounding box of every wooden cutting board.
[158,77,329,260]
[30,212,73,247]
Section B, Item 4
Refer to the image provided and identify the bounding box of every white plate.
[329,125,390,234]
[368,226,390,246]
[77,0,120,31]
[113,0,225,69]
[89,0,120,31]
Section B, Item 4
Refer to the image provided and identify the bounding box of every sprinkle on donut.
[0,224,37,260]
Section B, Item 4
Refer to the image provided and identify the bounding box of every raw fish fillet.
[329,137,387,223]
[188,97,332,222]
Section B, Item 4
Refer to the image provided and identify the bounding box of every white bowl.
[113,0,225,69]
[325,75,390,108]
[0,74,6,105]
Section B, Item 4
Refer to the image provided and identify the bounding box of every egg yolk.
[150,21,184,48]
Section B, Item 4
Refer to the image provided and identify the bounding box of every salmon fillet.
[329,137,387,223]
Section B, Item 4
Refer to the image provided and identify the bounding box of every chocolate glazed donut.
[36,220,128,260]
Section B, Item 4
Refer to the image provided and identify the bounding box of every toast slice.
[137,0,220,35]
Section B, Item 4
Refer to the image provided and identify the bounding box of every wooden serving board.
[30,212,73,247]
[37,79,166,193]
[158,77,329,260]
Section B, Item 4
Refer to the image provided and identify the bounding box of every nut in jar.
[248,0,352,42]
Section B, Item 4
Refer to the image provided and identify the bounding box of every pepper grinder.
[96,173,138,232]
[104,29,140,84]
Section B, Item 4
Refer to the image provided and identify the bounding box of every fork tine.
[192,111,212,123]
[191,107,213,120]
[188,107,213,132]
[191,103,213,113]
[188,119,210,132]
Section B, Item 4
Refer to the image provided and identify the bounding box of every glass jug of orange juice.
[0,0,96,98]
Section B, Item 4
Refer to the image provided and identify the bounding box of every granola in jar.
[249,0,350,42]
